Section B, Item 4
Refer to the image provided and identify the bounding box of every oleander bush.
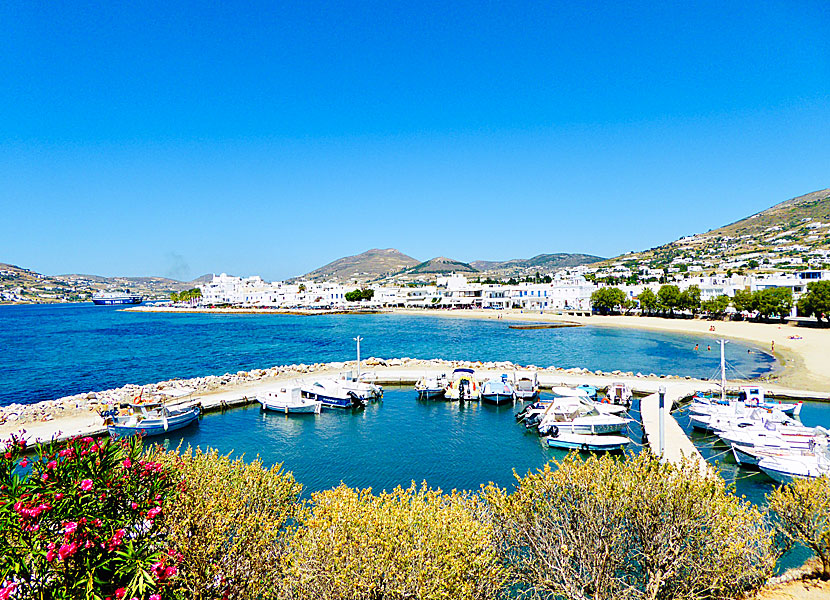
[0,434,179,600]
[483,452,777,600]
[281,483,507,600]
[154,446,303,600]
[767,475,830,579]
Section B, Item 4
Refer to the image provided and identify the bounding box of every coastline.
[126,305,830,393]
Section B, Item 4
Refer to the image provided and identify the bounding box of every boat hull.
[416,388,446,400]
[107,410,199,438]
[540,422,627,436]
[546,434,631,452]
[481,393,514,405]
[260,401,321,414]
[92,297,142,305]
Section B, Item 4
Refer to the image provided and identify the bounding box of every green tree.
[345,289,363,302]
[797,280,830,325]
[657,284,682,315]
[679,285,701,313]
[702,294,730,317]
[731,289,755,313]
[590,287,627,315]
[754,287,793,321]
[637,288,658,315]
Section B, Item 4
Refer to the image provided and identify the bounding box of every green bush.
[484,452,776,600]
[768,475,830,579]
[282,483,507,600]
[155,447,303,600]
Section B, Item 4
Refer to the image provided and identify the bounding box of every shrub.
[155,447,303,600]
[484,452,776,600]
[282,483,507,600]
[0,434,179,600]
[768,475,830,579]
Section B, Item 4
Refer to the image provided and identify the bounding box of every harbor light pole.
[719,339,728,403]
[354,336,363,379]
[658,385,666,459]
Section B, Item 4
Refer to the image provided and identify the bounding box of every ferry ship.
[91,291,143,305]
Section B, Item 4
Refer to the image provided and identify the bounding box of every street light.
[353,336,363,378]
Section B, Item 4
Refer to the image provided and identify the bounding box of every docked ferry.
[91,291,143,305]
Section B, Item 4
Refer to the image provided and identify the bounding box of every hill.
[406,257,478,275]
[0,263,206,304]
[471,253,604,277]
[301,248,420,282]
[594,188,830,277]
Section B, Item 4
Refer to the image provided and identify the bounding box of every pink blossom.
[0,581,18,600]
[55,492,63,500]
[64,521,78,535]
[41,473,49,481]
[114,588,126,600]
[122,458,132,468]
[79,479,93,491]
[46,460,57,470]
[57,542,78,561]
[19,457,28,468]
[130,502,138,510]
[147,506,162,519]
[149,595,161,600]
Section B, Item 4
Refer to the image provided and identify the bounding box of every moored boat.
[545,432,631,452]
[415,373,449,400]
[758,448,830,484]
[105,401,200,438]
[513,371,539,400]
[92,290,143,305]
[444,368,480,401]
[258,387,322,414]
[301,379,365,409]
[481,374,516,405]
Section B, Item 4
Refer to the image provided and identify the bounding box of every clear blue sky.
[1,1,828,281]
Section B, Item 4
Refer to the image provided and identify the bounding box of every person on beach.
[707,345,711,351]
[771,340,775,352]
[694,344,699,351]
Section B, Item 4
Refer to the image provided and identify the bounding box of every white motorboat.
[690,405,795,433]
[717,423,827,451]
[481,374,516,405]
[444,368,480,401]
[545,432,631,452]
[258,387,322,414]
[415,373,449,400]
[731,440,827,468]
[337,372,383,401]
[513,371,539,400]
[758,448,830,484]
[536,397,629,436]
[605,382,633,407]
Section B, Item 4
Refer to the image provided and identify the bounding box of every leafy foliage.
[797,280,830,325]
[590,287,627,315]
[282,483,507,600]
[657,284,682,314]
[0,435,179,600]
[701,294,730,317]
[484,452,776,600]
[170,288,202,303]
[637,288,658,315]
[156,447,303,600]
[754,287,793,321]
[768,475,830,579]
[345,288,375,302]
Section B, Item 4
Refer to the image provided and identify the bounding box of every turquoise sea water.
[0,303,775,406]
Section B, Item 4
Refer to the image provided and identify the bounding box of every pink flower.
[46,548,56,562]
[114,588,126,600]
[19,457,28,468]
[130,502,138,510]
[55,492,63,500]
[57,542,78,561]
[149,595,161,600]
[122,458,132,468]
[79,479,93,491]
[0,581,19,600]
[64,521,78,534]
[147,506,162,519]
[46,460,57,470]
[41,473,49,481]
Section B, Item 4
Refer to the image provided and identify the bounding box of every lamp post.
[354,336,363,379]
[658,385,666,459]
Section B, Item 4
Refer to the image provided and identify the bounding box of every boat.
[691,388,802,417]
[337,372,383,401]
[715,421,824,451]
[513,371,539,400]
[535,396,630,436]
[92,290,143,306]
[576,384,597,400]
[758,448,830,484]
[301,379,365,409]
[481,374,516,405]
[257,386,322,414]
[731,440,827,468]
[415,373,449,400]
[545,432,631,452]
[105,401,200,438]
[444,368,480,401]
[605,382,633,407]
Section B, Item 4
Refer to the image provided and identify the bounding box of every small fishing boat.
[691,388,802,417]
[301,379,365,409]
[105,401,200,438]
[513,371,539,400]
[444,368,480,401]
[481,374,516,405]
[536,397,630,436]
[577,384,597,400]
[545,432,631,452]
[415,373,449,400]
[258,387,322,414]
[731,441,827,469]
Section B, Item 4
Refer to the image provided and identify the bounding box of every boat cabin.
[737,386,764,404]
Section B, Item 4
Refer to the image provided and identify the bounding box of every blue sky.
[1,1,828,281]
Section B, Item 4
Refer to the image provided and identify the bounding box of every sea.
[2,302,827,569]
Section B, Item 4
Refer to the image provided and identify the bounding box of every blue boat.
[92,291,143,305]
[301,380,364,409]
[106,401,200,438]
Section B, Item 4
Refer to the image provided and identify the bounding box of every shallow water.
[0,303,775,406]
